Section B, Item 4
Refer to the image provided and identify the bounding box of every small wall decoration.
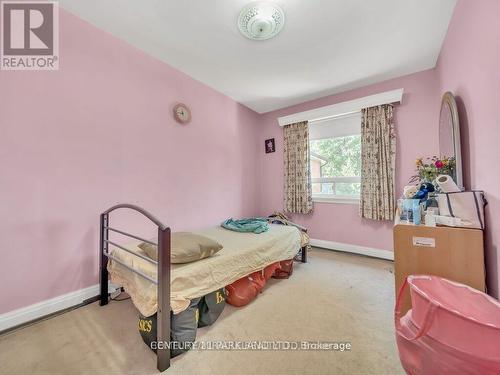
[173,103,191,124]
[265,138,275,153]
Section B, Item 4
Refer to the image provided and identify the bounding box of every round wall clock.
[173,103,191,124]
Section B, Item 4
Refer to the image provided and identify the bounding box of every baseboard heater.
[309,239,394,261]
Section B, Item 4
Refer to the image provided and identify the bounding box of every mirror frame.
[440,92,463,189]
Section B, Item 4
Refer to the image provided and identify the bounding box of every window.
[309,112,361,203]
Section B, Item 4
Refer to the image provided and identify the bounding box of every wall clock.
[173,103,191,124]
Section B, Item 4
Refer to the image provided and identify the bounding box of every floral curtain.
[283,121,313,214]
[359,105,396,221]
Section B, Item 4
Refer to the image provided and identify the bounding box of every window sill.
[312,196,360,205]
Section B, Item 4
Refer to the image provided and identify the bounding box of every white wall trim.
[278,88,404,126]
[0,283,118,332]
[310,238,394,261]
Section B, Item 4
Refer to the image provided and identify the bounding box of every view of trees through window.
[310,134,361,196]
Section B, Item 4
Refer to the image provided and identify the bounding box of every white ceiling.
[59,0,457,113]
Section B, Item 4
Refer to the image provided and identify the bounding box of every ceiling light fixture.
[238,2,285,41]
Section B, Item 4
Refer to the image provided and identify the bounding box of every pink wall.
[257,69,440,251]
[3,0,499,314]
[436,0,500,297]
[0,10,260,314]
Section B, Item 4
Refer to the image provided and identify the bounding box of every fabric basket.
[197,288,226,328]
[138,297,200,358]
[437,191,486,229]
[395,275,500,375]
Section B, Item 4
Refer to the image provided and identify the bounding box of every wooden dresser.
[394,221,486,315]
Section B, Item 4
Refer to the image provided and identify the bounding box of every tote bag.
[437,191,486,229]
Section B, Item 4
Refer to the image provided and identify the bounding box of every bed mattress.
[107,224,301,316]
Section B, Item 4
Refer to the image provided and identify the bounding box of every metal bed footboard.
[99,204,171,372]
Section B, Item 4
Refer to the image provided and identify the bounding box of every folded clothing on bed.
[107,224,300,316]
[221,217,269,234]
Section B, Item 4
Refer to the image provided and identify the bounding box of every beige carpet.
[0,248,404,375]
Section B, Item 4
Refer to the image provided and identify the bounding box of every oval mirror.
[439,92,463,189]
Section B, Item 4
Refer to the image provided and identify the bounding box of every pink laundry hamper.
[395,275,500,375]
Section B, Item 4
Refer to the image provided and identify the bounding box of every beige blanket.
[108,224,301,316]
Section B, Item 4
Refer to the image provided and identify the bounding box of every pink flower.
[435,160,444,168]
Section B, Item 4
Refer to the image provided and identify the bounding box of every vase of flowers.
[409,156,456,187]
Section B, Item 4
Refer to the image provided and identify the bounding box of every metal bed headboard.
[99,204,171,372]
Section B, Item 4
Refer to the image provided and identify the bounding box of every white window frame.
[309,115,361,204]
[278,89,403,205]
[311,176,361,204]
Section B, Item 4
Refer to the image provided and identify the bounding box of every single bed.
[99,204,307,372]
[108,224,301,316]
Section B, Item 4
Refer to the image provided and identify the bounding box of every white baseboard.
[310,239,394,261]
[0,282,119,333]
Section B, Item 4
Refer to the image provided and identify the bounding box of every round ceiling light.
[238,2,285,41]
